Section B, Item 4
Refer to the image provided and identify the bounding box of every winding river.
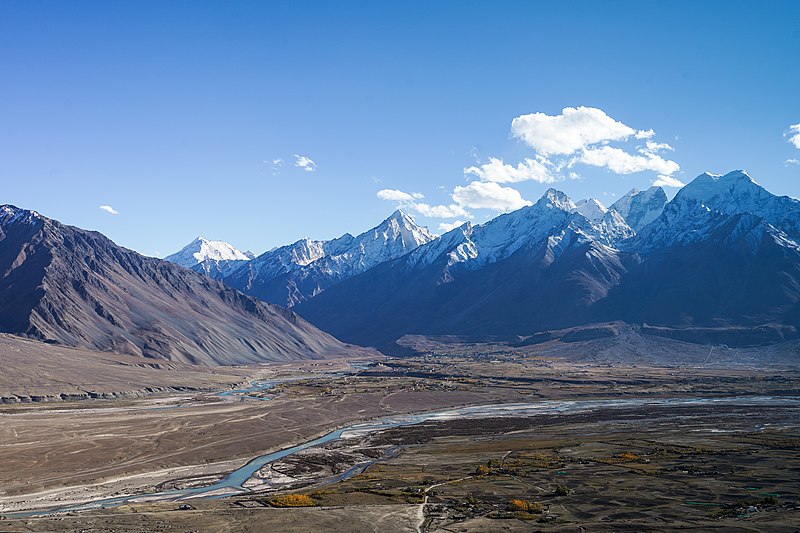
[9,395,800,517]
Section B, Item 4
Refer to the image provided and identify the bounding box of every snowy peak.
[410,188,603,271]
[610,186,667,231]
[165,237,253,278]
[167,237,253,265]
[671,170,800,240]
[0,204,43,228]
[675,170,765,208]
[572,198,608,221]
[537,188,576,212]
[303,209,436,279]
[368,209,436,252]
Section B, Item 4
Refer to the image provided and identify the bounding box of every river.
[8,394,799,517]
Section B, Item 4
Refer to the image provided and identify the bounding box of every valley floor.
[0,340,798,532]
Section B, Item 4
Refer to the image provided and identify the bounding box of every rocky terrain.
[0,205,350,365]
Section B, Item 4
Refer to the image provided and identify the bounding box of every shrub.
[618,452,640,461]
[476,464,491,475]
[553,484,570,496]
[510,499,543,513]
[270,494,316,507]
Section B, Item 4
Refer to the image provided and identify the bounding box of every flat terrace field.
[0,343,798,532]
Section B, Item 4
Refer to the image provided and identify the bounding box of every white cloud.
[642,140,674,154]
[504,106,681,183]
[438,220,466,233]
[293,154,317,172]
[652,175,685,188]
[464,157,555,184]
[377,189,468,219]
[452,181,532,211]
[786,158,800,165]
[579,146,680,176]
[99,205,119,215]
[511,106,635,155]
[412,202,470,218]
[377,189,423,202]
[270,158,284,176]
[787,124,800,149]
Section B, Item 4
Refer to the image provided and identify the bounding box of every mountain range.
[0,205,348,365]
[169,210,436,307]
[292,171,800,349]
[12,168,793,364]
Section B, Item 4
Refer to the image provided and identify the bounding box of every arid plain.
[1,333,798,532]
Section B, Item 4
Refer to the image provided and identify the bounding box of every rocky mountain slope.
[0,205,349,365]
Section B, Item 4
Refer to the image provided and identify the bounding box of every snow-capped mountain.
[669,170,800,239]
[572,198,607,221]
[631,170,800,251]
[408,189,631,273]
[610,186,668,231]
[296,172,800,349]
[165,237,254,279]
[224,210,435,306]
[297,188,636,345]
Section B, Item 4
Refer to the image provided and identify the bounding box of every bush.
[270,494,316,507]
[510,499,544,513]
[553,484,570,496]
[476,464,491,475]
[618,452,640,461]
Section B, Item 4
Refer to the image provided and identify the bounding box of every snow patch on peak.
[374,209,436,250]
[610,186,667,231]
[178,237,252,263]
[165,237,253,278]
[572,198,608,221]
[0,205,43,227]
[537,188,576,212]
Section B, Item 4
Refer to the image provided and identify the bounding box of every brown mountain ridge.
[0,205,350,366]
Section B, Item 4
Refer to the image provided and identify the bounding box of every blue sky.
[1,1,798,256]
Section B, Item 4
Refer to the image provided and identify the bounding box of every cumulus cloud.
[579,146,680,176]
[377,189,424,202]
[413,202,470,218]
[293,154,317,172]
[377,106,680,221]
[438,220,467,233]
[376,189,469,219]
[787,124,800,149]
[452,181,532,211]
[464,157,555,184]
[507,106,680,180]
[641,140,674,153]
[99,205,119,215]
[652,175,685,188]
[786,158,800,165]
[511,106,636,155]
